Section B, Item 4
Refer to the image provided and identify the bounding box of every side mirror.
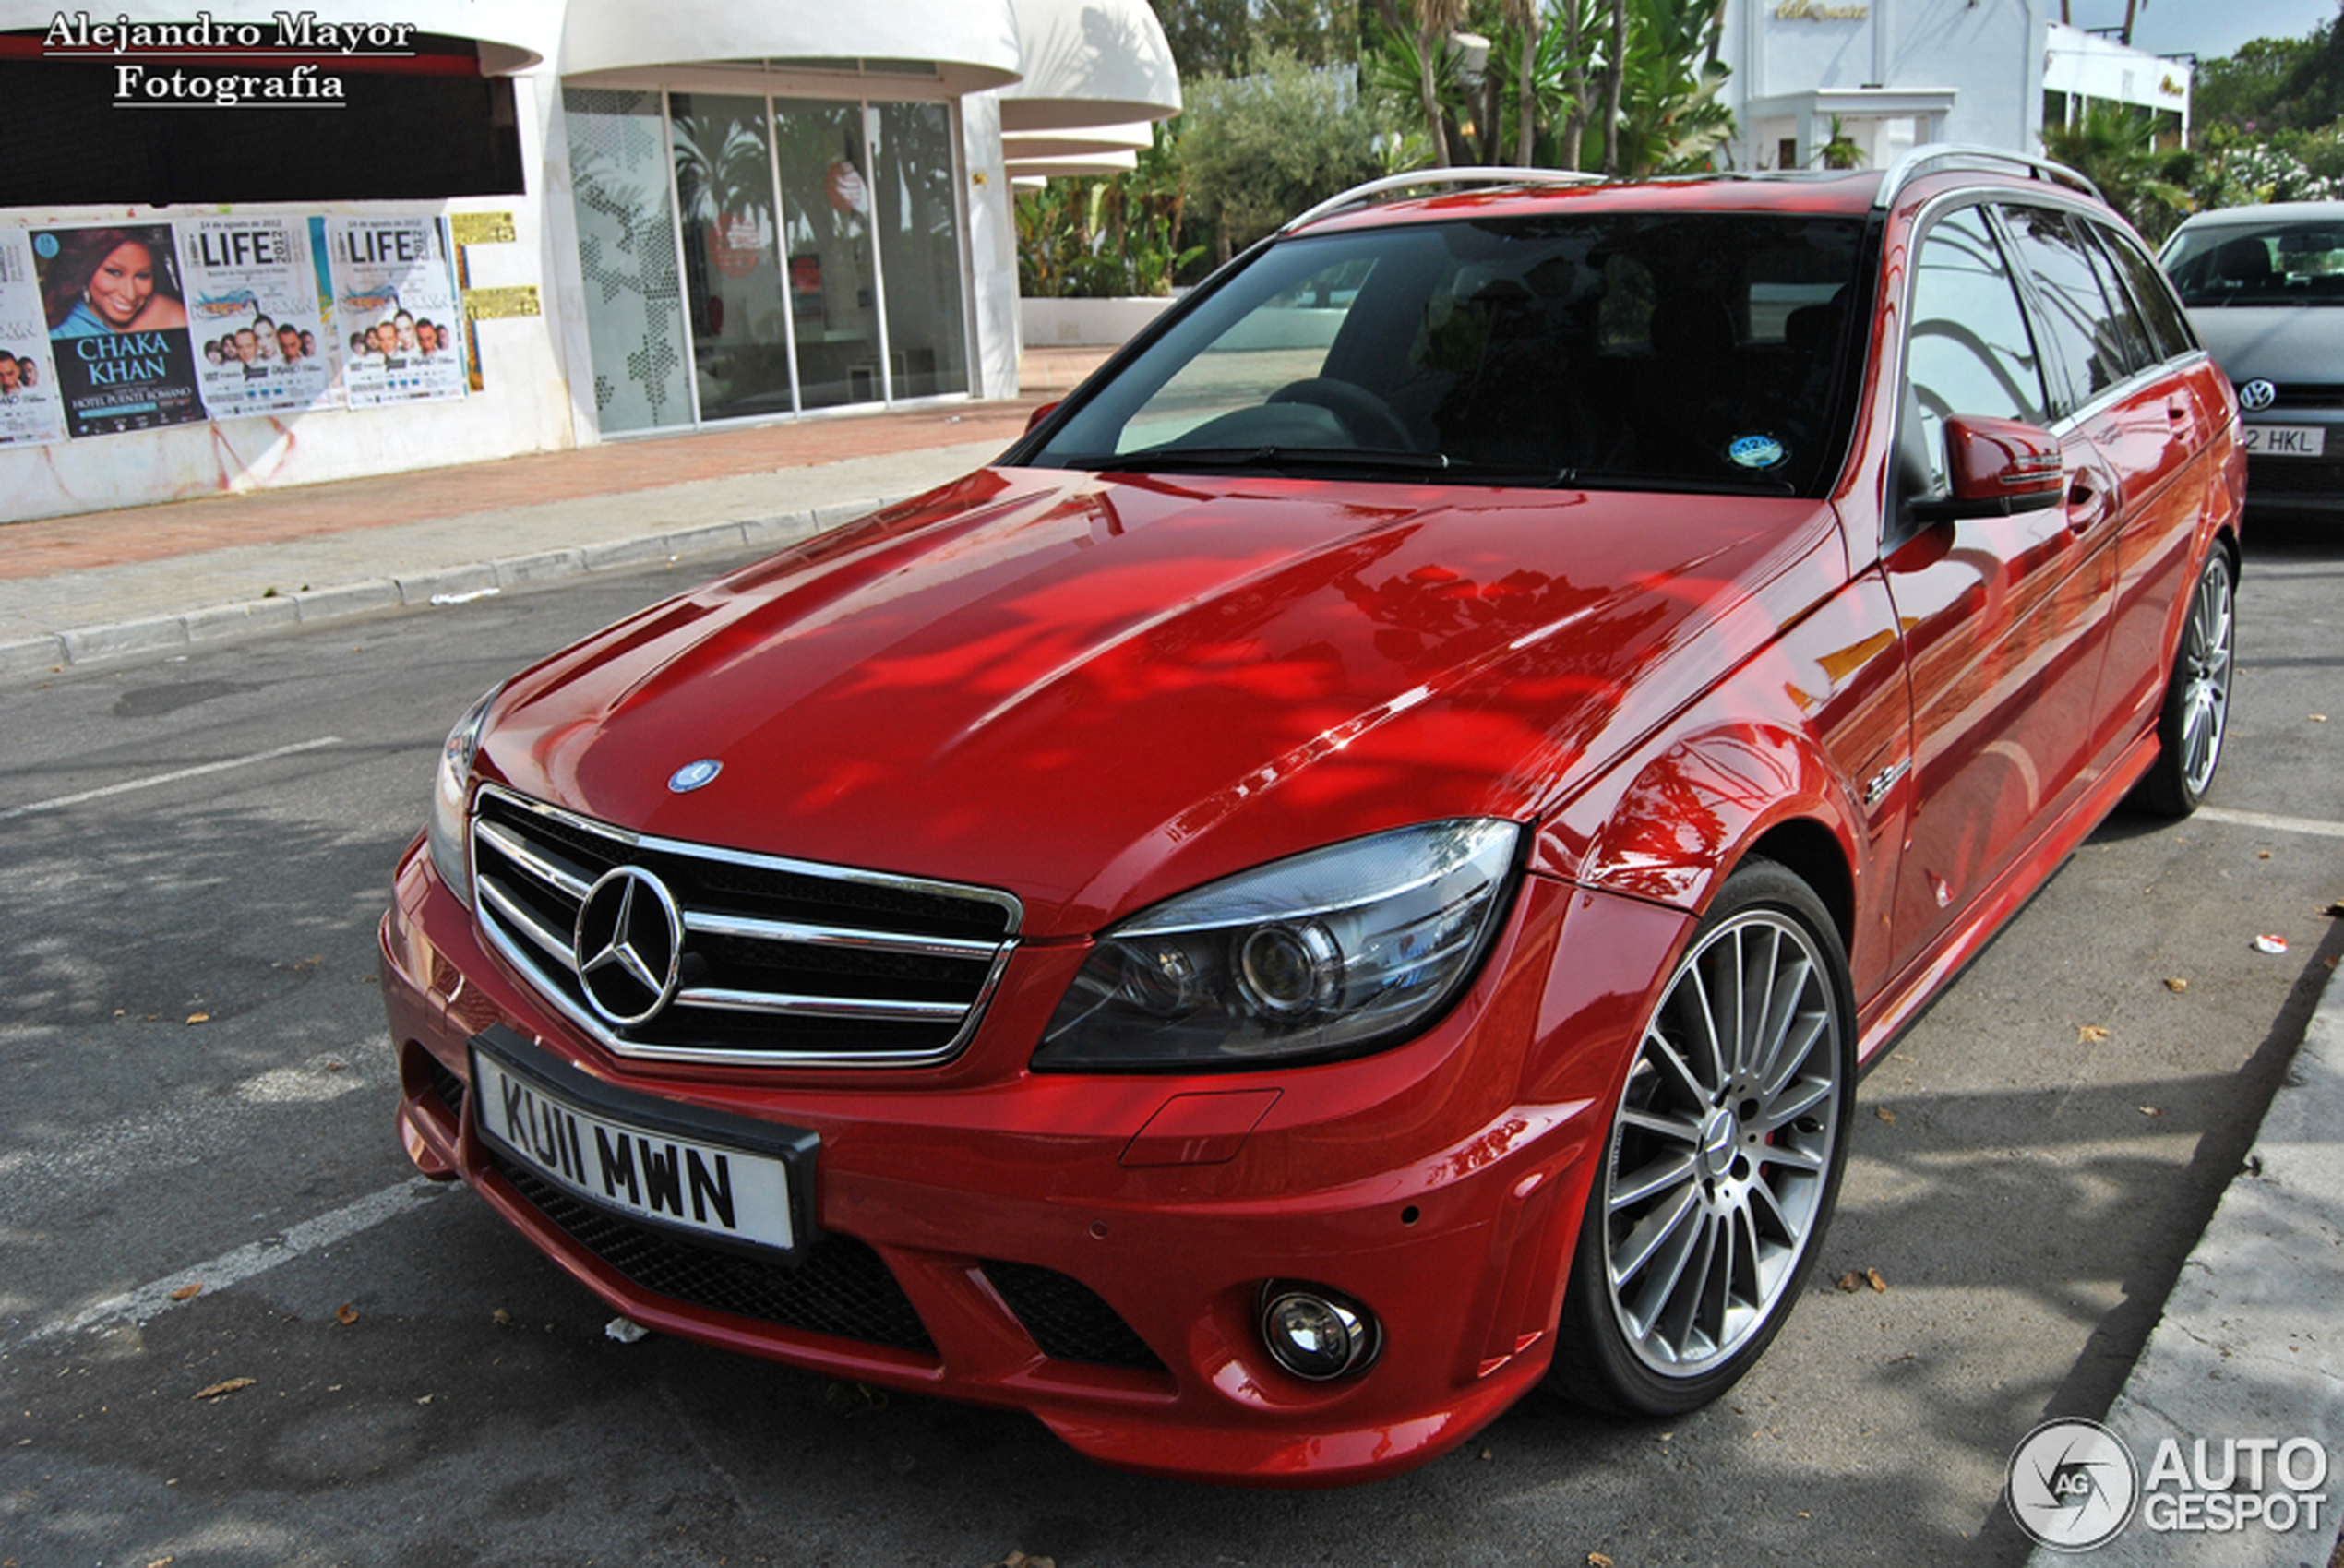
[1024,400,1062,436]
[1910,415,2064,522]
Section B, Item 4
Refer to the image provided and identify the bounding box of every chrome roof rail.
[1279,166,1606,235]
[1872,142,2105,210]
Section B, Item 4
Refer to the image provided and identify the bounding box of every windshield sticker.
[1728,434,1787,470]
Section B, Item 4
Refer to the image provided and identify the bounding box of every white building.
[1719,0,2189,173]
[0,0,1178,523]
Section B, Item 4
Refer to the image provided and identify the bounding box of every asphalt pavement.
[1,383,2338,1563]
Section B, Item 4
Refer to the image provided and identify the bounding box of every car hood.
[477,467,1841,937]
[2188,307,2344,386]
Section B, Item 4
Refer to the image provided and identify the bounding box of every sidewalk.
[2,347,2339,1564]
[0,343,1112,681]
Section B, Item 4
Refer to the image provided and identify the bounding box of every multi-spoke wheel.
[2137,546,2236,818]
[1549,860,1854,1416]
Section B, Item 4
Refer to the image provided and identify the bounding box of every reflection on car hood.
[2189,308,2344,387]
[478,467,1841,936]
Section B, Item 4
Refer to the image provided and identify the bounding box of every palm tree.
[1507,0,1543,165]
[1601,0,1627,174]
[1417,0,1467,166]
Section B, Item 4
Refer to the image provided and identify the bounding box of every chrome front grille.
[469,785,1020,1066]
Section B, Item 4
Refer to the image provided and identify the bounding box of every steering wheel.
[1266,377,1415,450]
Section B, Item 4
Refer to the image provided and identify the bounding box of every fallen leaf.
[192,1378,255,1401]
[1797,1511,1813,1519]
[2259,849,2275,860]
[2077,1023,2111,1045]
[2139,1106,2164,1118]
[185,1012,209,1025]
[1836,1272,1862,1293]
[2164,976,2189,993]
[2312,714,2328,723]
[1874,1107,1896,1124]
[335,1302,358,1325]
[2322,901,2344,919]
[492,1308,513,1326]
[416,1394,434,1406]
[146,1559,173,1568]
[169,1284,203,1301]
[1866,1268,1888,1293]
[1589,1556,1616,1568]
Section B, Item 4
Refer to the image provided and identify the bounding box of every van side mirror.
[1909,415,2064,522]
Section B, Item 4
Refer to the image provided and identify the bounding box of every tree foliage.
[1178,52,1399,257]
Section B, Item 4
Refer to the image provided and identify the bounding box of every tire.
[1548,859,1856,1417]
[2135,546,2236,818]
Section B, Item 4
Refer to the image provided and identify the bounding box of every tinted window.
[2095,221,2197,358]
[1905,206,2047,497]
[2000,206,2129,410]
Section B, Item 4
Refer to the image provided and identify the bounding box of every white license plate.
[2242,424,2326,457]
[472,1048,800,1253]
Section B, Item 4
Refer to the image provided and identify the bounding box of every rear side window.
[2093,221,2198,359]
[2077,227,2160,377]
[2000,206,2135,410]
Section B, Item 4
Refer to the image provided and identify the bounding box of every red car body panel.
[381,165,2242,1484]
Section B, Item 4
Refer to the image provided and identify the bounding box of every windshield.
[1026,212,1870,495]
[2162,220,2344,306]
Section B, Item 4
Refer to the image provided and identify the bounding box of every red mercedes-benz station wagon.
[381,148,2242,1485]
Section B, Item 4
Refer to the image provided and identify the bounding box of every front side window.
[1030,213,1869,495]
[1903,205,2047,498]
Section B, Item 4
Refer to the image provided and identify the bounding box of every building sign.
[177,215,337,420]
[31,222,204,439]
[0,230,68,449]
[324,215,468,408]
[451,211,518,246]
[462,285,542,320]
[1775,0,1870,17]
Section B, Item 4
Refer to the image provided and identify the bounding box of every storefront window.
[874,102,970,400]
[563,88,692,434]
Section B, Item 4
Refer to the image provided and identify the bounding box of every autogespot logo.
[2007,1419,2334,1550]
[2006,1418,2139,1551]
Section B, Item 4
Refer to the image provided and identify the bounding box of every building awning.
[999,0,1180,132]
[1744,87,1959,126]
[558,0,1023,93]
[1005,149,1140,179]
[1003,121,1154,160]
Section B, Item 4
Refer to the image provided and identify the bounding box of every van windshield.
[1028,213,1870,495]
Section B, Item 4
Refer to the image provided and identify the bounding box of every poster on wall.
[323,215,467,409]
[0,230,68,449]
[305,216,345,410]
[177,215,335,421]
[30,222,204,439]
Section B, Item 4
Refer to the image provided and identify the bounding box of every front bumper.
[379,836,1690,1485]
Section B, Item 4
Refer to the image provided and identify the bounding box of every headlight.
[425,682,502,907]
[1034,819,1521,1071]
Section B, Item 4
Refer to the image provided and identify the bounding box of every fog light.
[1260,1283,1380,1381]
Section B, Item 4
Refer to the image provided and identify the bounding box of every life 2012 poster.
[31,222,204,438]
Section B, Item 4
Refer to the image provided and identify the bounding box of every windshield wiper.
[1076,445,1578,485]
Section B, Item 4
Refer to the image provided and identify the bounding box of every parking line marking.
[13,1177,447,1350]
[0,736,343,821]
[2194,806,2344,842]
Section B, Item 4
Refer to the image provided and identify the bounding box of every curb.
[2023,959,2344,1566]
[0,497,893,685]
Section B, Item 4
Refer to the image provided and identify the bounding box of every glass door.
[773,100,882,411]
[873,102,970,400]
[670,92,796,421]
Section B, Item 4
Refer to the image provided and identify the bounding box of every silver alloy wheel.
[2177,556,2234,799]
[1600,907,1843,1377]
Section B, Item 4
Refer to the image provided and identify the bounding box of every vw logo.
[572,866,684,1027]
[668,759,722,793]
[2238,378,2278,413]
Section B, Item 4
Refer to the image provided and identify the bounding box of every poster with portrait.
[323,215,467,409]
[0,229,68,449]
[30,222,204,439]
[177,216,335,420]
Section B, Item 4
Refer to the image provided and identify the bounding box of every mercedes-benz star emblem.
[668,759,722,793]
[573,866,685,1027]
[2239,378,2278,413]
